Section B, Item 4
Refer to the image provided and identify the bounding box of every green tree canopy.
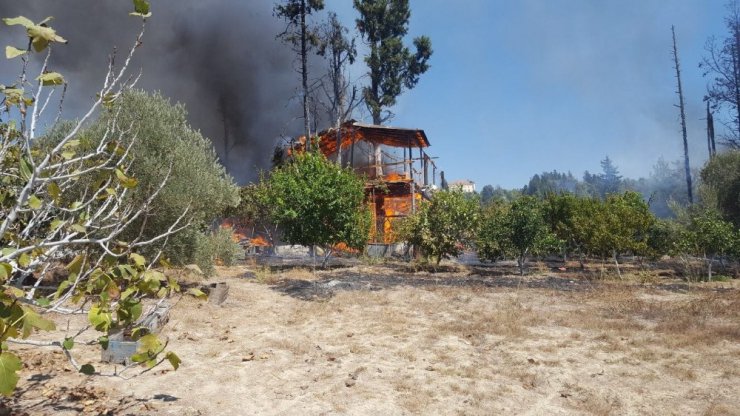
[400,190,478,265]
[353,0,432,124]
[700,150,740,227]
[267,152,370,265]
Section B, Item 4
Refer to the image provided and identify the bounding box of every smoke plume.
[0,1,313,183]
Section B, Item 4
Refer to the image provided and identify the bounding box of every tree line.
[405,151,739,279]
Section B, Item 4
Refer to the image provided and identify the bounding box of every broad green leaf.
[98,336,109,350]
[143,270,165,282]
[62,337,74,350]
[2,87,24,106]
[87,306,112,331]
[18,253,30,268]
[70,224,86,233]
[0,263,12,281]
[130,327,149,340]
[21,306,56,337]
[62,139,80,149]
[79,364,95,375]
[65,254,85,274]
[5,46,26,59]
[165,351,181,370]
[36,72,64,86]
[47,182,61,202]
[0,352,22,396]
[130,0,152,17]
[129,253,145,267]
[130,301,143,322]
[2,16,34,29]
[4,286,24,298]
[27,25,67,53]
[61,150,75,160]
[19,158,32,181]
[115,169,138,189]
[27,195,42,210]
[130,352,148,363]
[50,219,63,230]
[156,287,167,298]
[120,287,136,301]
[0,248,15,257]
[35,297,51,307]
[137,334,162,354]
[186,288,207,300]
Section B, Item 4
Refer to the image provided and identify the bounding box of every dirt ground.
[4,260,740,415]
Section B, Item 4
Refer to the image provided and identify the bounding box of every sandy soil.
[4,262,740,415]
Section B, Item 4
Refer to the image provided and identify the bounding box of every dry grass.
[10,265,740,416]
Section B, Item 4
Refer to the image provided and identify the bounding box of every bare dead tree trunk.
[218,97,230,169]
[300,0,311,142]
[372,108,382,177]
[734,25,740,141]
[672,26,694,204]
[707,101,716,158]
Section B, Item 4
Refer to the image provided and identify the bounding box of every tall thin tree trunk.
[707,101,716,158]
[372,109,382,177]
[672,26,693,204]
[734,27,740,140]
[300,0,311,143]
[613,251,622,280]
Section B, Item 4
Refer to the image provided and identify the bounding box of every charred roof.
[317,120,430,156]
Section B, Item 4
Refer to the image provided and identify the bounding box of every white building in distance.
[449,179,476,193]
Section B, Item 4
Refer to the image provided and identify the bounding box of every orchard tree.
[572,192,655,278]
[678,209,737,280]
[477,196,552,275]
[0,2,190,394]
[267,152,370,266]
[700,149,740,227]
[226,176,281,251]
[476,202,510,263]
[353,0,432,175]
[275,0,325,140]
[542,192,580,259]
[400,190,478,265]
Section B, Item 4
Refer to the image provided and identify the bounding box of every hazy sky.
[0,1,731,189]
[327,0,728,189]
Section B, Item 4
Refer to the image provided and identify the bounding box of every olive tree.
[55,90,240,274]
[0,2,188,394]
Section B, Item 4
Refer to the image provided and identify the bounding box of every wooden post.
[410,139,416,214]
[423,152,429,186]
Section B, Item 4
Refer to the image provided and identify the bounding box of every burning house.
[311,120,439,244]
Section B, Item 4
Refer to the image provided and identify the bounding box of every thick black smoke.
[0,1,311,183]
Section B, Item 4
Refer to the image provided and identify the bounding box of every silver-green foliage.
[60,90,240,271]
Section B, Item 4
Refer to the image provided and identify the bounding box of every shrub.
[193,227,243,275]
[267,152,371,266]
[477,196,553,275]
[400,190,479,265]
[45,90,240,271]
